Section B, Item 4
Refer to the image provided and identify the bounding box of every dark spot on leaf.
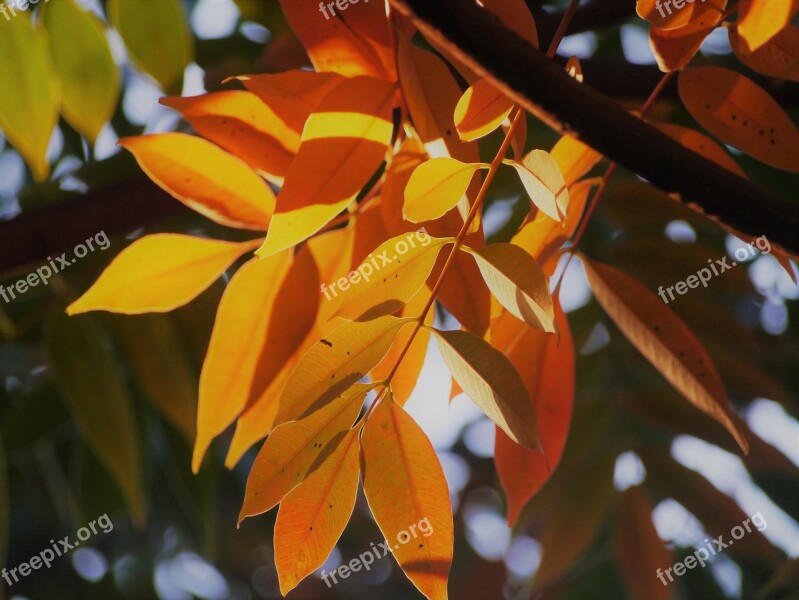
[321,339,333,347]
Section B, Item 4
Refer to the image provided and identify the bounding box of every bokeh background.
[0,0,798,599]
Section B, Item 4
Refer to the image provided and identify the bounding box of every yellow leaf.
[335,233,454,322]
[0,12,58,181]
[679,66,799,173]
[49,314,145,524]
[454,79,514,142]
[43,0,120,143]
[279,0,395,79]
[192,250,319,473]
[362,396,453,600]
[737,0,799,52]
[462,243,555,332]
[275,425,361,595]
[120,133,276,230]
[404,158,486,223]
[729,25,799,82]
[239,384,370,523]
[509,149,569,221]
[161,91,298,185]
[259,76,396,256]
[275,316,413,425]
[550,135,602,187]
[108,0,192,93]
[67,235,259,315]
[581,257,749,453]
[428,328,542,449]
[636,0,726,31]
[655,122,746,177]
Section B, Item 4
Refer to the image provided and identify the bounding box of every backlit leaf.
[275,425,361,595]
[509,149,568,221]
[0,12,58,181]
[362,396,453,600]
[43,0,120,143]
[429,328,541,449]
[655,122,747,177]
[454,79,514,142]
[239,384,370,522]
[275,316,413,425]
[49,313,144,524]
[108,0,192,93]
[120,133,276,229]
[679,66,799,172]
[404,158,485,223]
[550,134,602,187]
[462,243,555,332]
[636,0,726,31]
[737,0,799,52]
[493,305,574,525]
[193,250,318,473]
[729,25,799,82]
[279,0,395,79]
[650,19,721,72]
[582,257,749,453]
[67,235,259,316]
[258,76,396,256]
[335,233,454,322]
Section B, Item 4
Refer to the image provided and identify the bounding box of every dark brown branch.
[535,0,635,48]
[390,0,799,258]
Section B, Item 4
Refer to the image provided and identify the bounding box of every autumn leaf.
[404,158,487,223]
[655,122,746,177]
[581,257,749,453]
[508,149,569,221]
[258,76,396,256]
[679,66,799,173]
[493,305,574,525]
[275,425,362,595]
[636,0,726,31]
[428,328,542,449]
[737,0,799,52]
[238,384,371,523]
[454,79,514,142]
[480,0,539,46]
[461,243,555,332]
[729,25,799,82]
[67,235,259,316]
[119,133,276,229]
[550,134,602,187]
[275,316,414,425]
[335,233,454,322]
[650,19,721,72]
[362,396,453,600]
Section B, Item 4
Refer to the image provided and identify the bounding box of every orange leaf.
[550,134,602,187]
[480,0,539,46]
[655,122,747,177]
[362,396,453,600]
[259,76,396,256]
[119,133,276,229]
[192,250,319,473]
[279,0,395,79]
[636,0,726,31]
[582,257,749,453]
[729,24,799,82]
[161,91,298,185]
[67,235,258,316]
[238,384,370,523]
[737,0,799,52]
[493,305,574,525]
[454,79,514,142]
[679,66,799,172]
[275,425,362,595]
[614,488,674,600]
[650,18,721,72]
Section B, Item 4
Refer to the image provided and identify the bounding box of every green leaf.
[43,0,120,143]
[47,312,145,525]
[0,12,59,181]
[108,0,193,93]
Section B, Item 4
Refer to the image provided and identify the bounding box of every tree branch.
[389,0,799,258]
